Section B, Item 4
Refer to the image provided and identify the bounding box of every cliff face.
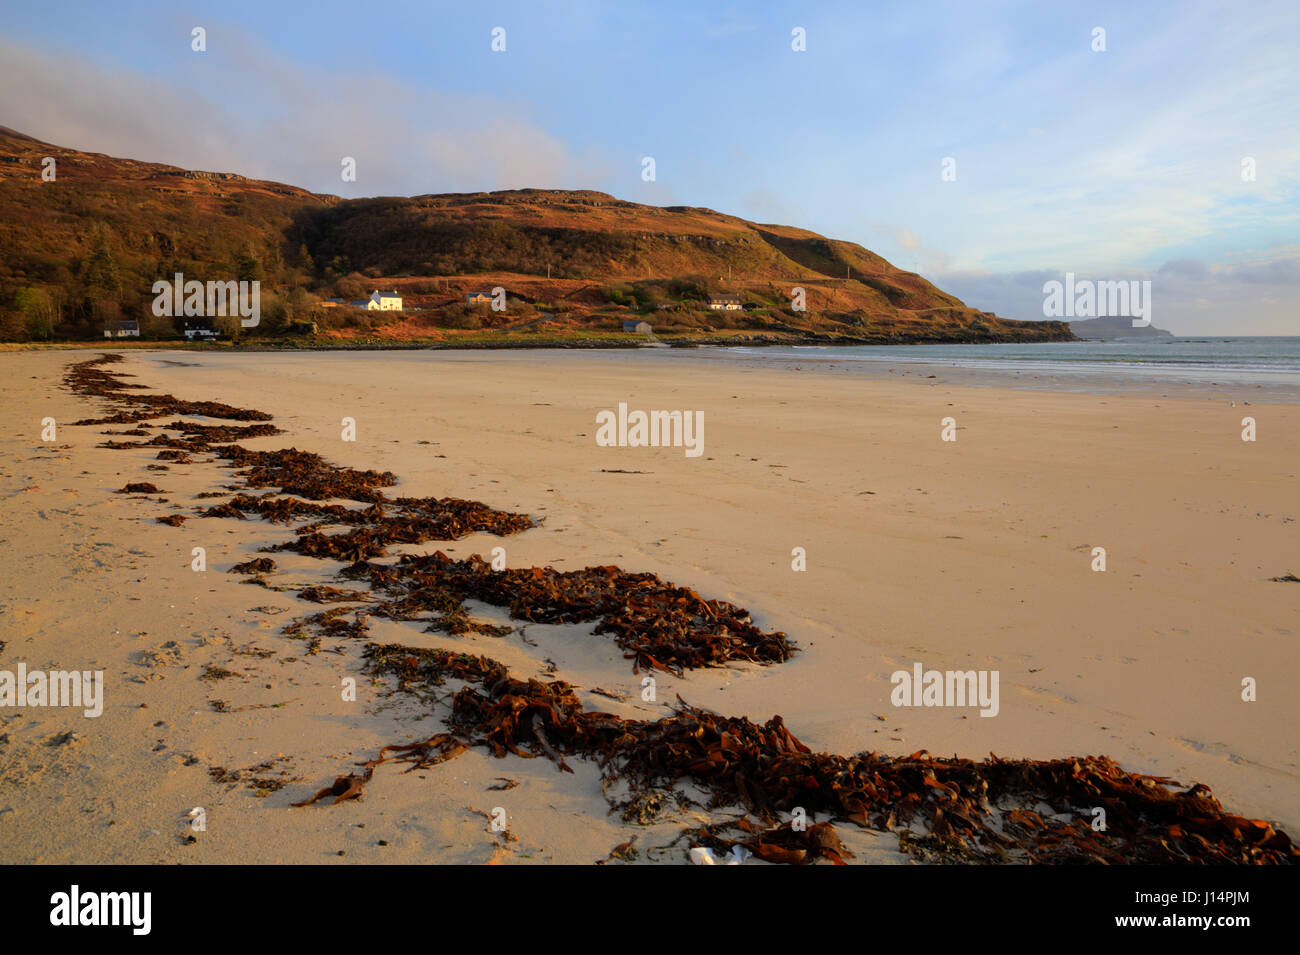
[0,127,1073,343]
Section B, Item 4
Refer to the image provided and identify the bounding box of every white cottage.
[103,319,140,338]
[367,290,403,311]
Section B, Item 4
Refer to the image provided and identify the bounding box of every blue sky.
[2,0,1298,332]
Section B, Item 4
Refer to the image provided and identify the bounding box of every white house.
[103,319,140,338]
[183,320,219,340]
[707,297,742,311]
[367,290,403,311]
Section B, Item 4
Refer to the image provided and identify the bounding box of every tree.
[0,308,27,341]
[236,246,262,283]
[260,294,289,335]
[214,314,243,340]
[83,224,121,296]
[15,286,56,339]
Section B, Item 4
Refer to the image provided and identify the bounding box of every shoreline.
[3,328,1077,354]
[2,348,1297,864]
[10,337,1300,404]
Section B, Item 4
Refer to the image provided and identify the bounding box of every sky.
[2,0,1298,334]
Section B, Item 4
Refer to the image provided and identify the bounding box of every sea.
[686,337,1300,400]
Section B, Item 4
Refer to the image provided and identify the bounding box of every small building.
[367,289,402,311]
[183,320,219,340]
[103,319,140,338]
[707,297,742,311]
[348,299,369,308]
[465,292,493,306]
[623,320,652,334]
[320,298,345,308]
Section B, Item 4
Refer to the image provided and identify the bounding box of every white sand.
[1,347,1295,863]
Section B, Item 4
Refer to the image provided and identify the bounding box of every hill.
[1069,316,1174,339]
[0,128,1072,344]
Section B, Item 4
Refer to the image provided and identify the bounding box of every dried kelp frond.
[158,420,284,441]
[213,444,397,502]
[344,640,1300,865]
[70,357,535,555]
[63,355,270,421]
[350,552,795,673]
[229,557,276,575]
[282,607,369,642]
[298,586,371,604]
[200,493,361,525]
[118,482,164,494]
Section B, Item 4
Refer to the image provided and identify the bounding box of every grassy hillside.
[0,127,1071,344]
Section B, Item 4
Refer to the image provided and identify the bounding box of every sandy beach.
[1,347,1296,864]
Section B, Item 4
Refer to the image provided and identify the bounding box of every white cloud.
[0,33,610,198]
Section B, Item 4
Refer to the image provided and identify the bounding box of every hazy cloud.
[932,252,1300,335]
[1227,258,1300,285]
[0,33,611,198]
[1159,259,1210,280]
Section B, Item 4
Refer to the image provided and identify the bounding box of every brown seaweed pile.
[118,482,164,494]
[214,444,397,503]
[229,557,277,575]
[64,353,1299,865]
[158,420,284,441]
[269,498,535,562]
[292,642,1297,865]
[201,493,366,525]
[67,355,535,560]
[347,552,794,674]
[65,357,272,423]
[68,354,776,666]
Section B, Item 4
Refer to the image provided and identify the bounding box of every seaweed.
[339,640,1300,865]
[348,552,794,674]
[229,557,276,575]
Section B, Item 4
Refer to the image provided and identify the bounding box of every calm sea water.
[706,337,1300,392]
